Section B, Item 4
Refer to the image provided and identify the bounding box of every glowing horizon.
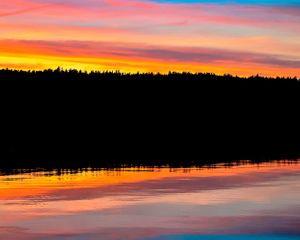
[0,0,299,77]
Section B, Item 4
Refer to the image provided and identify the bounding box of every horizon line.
[1,68,299,80]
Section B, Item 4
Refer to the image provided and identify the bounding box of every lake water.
[0,161,299,240]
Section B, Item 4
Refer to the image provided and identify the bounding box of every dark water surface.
[0,161,299,240]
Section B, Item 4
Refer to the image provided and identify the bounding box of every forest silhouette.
[0,68,300,170]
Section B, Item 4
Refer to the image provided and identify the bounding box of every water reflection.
[0,161,299,240]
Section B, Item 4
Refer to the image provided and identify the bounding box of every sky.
[0,0,299,77]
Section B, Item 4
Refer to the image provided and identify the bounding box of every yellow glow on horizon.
[1,53,299,78]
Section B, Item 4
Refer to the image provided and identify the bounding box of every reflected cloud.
[146,235,300,240]
[0,162,299,240]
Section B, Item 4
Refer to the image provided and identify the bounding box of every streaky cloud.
[1,39,299,68]
[0,3,56,18]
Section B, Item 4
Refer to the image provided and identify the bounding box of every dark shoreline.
[1,159,299,176]
[1,69,300,169]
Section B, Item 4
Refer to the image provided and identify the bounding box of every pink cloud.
[0,3,56,18]
[1,0,299,32]
[0,39,299,69]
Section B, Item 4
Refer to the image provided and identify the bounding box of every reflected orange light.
[1,161,299,200]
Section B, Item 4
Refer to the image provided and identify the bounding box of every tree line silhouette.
[0,68,300,170]
[0,68,298,81]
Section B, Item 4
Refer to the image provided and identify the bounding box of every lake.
[0,161,299,240]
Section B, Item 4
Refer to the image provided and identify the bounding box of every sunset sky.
[0,0,299,76]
